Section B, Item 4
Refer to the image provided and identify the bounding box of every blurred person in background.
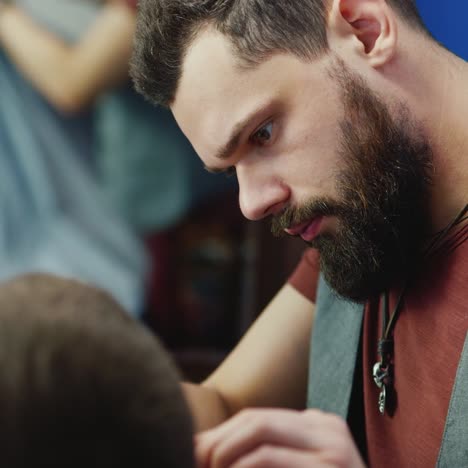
[0,0,146,314]
[0,0,233,318]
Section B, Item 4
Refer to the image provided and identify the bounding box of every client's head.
[0,274,194,468]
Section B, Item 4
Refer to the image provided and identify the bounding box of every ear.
[327,0,398,68]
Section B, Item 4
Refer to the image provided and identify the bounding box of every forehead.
[172,29,243,143]
[172,28,329,162]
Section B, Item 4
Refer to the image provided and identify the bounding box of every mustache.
[271,199,341,237]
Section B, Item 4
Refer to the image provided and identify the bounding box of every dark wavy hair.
[130,0,429,107]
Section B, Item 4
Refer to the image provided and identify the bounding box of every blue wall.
[416,0,468,59]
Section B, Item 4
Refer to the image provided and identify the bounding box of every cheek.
[277,115,344,197]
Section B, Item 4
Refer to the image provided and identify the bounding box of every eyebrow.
[213,102,273,162]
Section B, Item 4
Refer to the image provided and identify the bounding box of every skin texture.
[173,1,468,231]
[266,60,433,301]
[173,0,468,466]
[195,409,364,468]
[184,284,315,431]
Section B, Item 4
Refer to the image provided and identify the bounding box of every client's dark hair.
[0,274,194,468]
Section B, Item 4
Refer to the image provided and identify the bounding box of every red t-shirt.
[289,241,468,466]
[125,0,138,9]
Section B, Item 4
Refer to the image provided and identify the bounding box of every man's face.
[173,29,432,301]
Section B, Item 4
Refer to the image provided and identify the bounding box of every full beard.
[271,61,433,302]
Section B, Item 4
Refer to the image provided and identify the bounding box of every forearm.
[183,285,315,431]
[0,3,135,113]
[0,6,77,109]
[183,382,233,432]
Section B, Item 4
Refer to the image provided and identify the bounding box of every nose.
[236,164,290,221]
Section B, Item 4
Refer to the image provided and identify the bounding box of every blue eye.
[251,122,274,146]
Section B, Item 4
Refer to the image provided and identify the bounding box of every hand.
[195,408,366,468]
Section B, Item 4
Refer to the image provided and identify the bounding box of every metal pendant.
[373,362,386,388]
[378,385,386,414]
[372,361,388,415]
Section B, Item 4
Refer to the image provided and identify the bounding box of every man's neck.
[415,44,468,230]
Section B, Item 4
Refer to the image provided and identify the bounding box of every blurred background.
[0,0,465,382]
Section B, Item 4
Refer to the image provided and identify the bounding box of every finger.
[302,410,355,450]
[195,435,209,468]
[230,444,330,468]
[196,408,347,468]
[196,409,297,467]
[209,412,318,468]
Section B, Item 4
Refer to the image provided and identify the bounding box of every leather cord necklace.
[372,203,468,415]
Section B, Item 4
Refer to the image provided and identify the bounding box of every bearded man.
[130,0,468,466]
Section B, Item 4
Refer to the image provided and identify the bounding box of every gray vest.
[307,276,468,467]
